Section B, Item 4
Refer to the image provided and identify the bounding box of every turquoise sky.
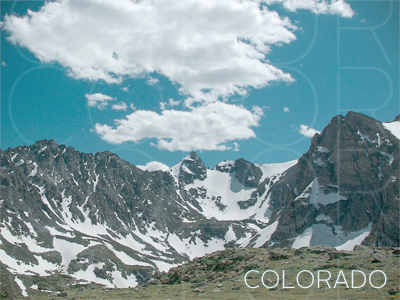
[1,0,399,168]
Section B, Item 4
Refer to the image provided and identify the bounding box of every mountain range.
[0,111,399,296]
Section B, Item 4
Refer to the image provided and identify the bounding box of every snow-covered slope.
[383,120,400,140]
[0,143,294,294]
[178,160,296,221]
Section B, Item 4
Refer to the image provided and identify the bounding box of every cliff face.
[261,112,399,248]
[0,139,293,290]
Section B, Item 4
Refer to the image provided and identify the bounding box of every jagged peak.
[28,139,66,155]
[182,151,200,162]
[231,157,262,188]
[343,111,389,127]
[316,111,385,143]
[170,152,207,183]
[32,138,60,148]
[393,114,400,122]
[213,160,235,172]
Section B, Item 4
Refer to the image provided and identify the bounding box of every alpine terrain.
[0,111,399,297]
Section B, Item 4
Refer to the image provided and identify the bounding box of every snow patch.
[335,224,372,251]
[184,169,254,221]
[28,162,38,177]
[317,146,329,153]
[70,263,114,287]
[38,146,47,154]
[313,157,325,167]
[315,214,333,222]
[253,219,279,248]
[224,226,237,243]
[292,223,372,249]
[380,151,394,165]
[357,129,374,143]
[215,160,234,171]
[44,226,74,238]
[93,173,99,192]
[167,233,225,260]
[181,165,194,175]
[237,231,254,248]
[1,226,50,253]
[104,243,152,267]
[383,121,400,140]
[296,178,347,206]
[292,227,313,249]
[11,153,18,161]
[15,277,28,296]
[257,160,297,183]
[52,238,88,272]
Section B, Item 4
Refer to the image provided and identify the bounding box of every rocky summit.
[0,111,399,298]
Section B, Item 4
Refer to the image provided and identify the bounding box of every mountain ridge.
[0,111,399,297]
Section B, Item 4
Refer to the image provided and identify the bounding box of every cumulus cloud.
[85,93,115,110]
[121,87,129,92]
[147,77,159,85]
[283,106,290,112]
[299,124,321,137]
[1,0,353,151]
[169,98,181,107]
[137,161,170,172]
[263,0,354,17]
[1,0,352,103]
[111,101,127,111]
[1,61,6,67]
[160,98,181,110]
[252,105,265,117]
[95,102,263,151]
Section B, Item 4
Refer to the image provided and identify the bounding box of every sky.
[1,0,399,169]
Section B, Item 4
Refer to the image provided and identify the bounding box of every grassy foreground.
[4,246,400,300]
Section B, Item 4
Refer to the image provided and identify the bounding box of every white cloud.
[137,161,170,172]
[85,93,115,110]
[111,101,127,111]
[121,87,129,92]
[147,77,159,85]
[299,124,321,138]
[283,106,290,112]
[1,0,352,103]
[160,98,181,110]
[95,102,262,151]
[130,103,136,110]
[252,105,265,117]
[169,98,181,107]
[1,61,6,67]
[263,0,354,18]
[2,0,353,151]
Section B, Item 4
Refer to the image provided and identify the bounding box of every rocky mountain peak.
[176,151,207,184]
[394,114,400,122]
[263,111,399,248]
[213,160,235,173]
[30,139,63,155]
[231,158,262,188]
